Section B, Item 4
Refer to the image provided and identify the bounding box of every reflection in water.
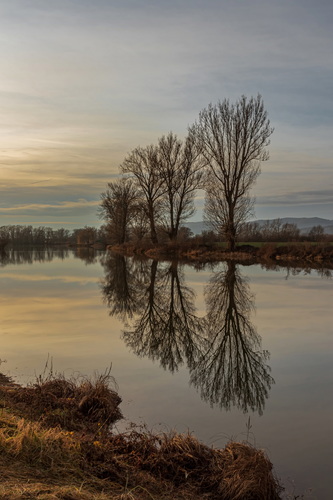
[122,260,206,372]
[72,247,100,264]
[100,254,148,322]
[101,256,273,413]
[261,261,332,280]
[0,247,105,267]
[0,247,70,266]
[191,261,274,415]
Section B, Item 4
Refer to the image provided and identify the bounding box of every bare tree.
[308,225,325,242]
[121,145,165,244]
[157,132,204,241]
[75,226,97,246]
[204,180,253,241]
[191,95,273,251]
[99,178,138,244]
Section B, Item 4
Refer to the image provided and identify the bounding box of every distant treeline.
[0,224,109,248]
[0,220,331,250]
[237,219,332,242]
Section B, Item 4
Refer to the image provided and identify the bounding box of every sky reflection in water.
[0,249,332,498]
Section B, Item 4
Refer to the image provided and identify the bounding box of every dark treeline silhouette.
[239,219,332,243]
[0,224,110,248]
[0,225,71,247]
[101,255,273,413]
[239,219,300,242]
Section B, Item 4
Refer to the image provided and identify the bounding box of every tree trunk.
[226,206,236,251]
[149,217,158,244]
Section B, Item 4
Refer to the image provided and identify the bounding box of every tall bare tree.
[121,145,165,244]
[157,132,204,241]
[191,95,273,251]
[99,178,138,244]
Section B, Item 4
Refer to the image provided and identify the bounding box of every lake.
[0,248,332,499]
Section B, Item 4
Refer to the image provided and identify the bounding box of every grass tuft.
[1,367,122,435]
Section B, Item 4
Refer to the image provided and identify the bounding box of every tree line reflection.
[101,255,274,415]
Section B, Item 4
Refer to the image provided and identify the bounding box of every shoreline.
[107,241,333,270]
[0,372,284,500]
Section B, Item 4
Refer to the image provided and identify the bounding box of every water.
[0,248,332,499]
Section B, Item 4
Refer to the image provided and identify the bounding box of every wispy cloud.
[0,199,99,213]
[257,189,333,207]
[0,272,98,285]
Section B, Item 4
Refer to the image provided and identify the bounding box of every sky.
[0,0,332,229]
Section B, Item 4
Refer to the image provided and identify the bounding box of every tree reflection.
[100,254,148,322]
[122,261,206,372]
[72,247,100,265]
[190,261,273,414]
[101,256,274,413]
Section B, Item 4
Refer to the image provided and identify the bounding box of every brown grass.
[0,368,122,435]
[109,241,333,267]
[0,372,284,499]
[90,430,283,499]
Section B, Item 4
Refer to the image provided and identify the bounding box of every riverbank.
[108,241,333,268]
[0,372,283,500]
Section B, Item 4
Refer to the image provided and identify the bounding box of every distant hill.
[185,217,333,235]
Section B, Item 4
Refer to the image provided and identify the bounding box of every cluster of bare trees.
[239,220,331,242]
[99,131,205,245]
[239,219,300,242]
[100,95,274,250]
[0,225,72,247]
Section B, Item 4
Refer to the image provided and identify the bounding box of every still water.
[0,248,332,499]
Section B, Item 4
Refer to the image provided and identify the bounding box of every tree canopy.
[191,94,274,250]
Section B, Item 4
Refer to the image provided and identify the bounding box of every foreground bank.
[0,372,284,500]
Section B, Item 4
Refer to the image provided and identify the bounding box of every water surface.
[0,248,332,499]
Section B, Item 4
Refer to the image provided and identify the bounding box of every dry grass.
[0,368,122,435]
[109,241,333,267]
[93,430,283,499]
[257,242,333,263]
[0,372,284,499]
[0,482,113,500]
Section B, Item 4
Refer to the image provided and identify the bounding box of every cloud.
[257,189,333,207]
[0,199,99,214]
[0,272,98,285]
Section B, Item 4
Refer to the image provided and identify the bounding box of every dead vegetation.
[0,368,122,435]
[0,370,284,499]
[257,242,333,263]
[109,241,333,268]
